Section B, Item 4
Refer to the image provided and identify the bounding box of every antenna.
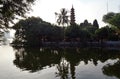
[107,0,108,13]
[119,5,120,12]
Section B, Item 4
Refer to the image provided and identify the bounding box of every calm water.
[0,45,120,79]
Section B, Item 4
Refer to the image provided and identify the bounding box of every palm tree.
[56,57,69,79]
[55,8,69,26]
[55,8,69,41]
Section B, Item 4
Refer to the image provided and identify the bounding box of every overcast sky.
[29,0,120,27]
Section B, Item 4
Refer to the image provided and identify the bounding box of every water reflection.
[13,47,62,72]
[103,61,120,79]
[13,47,120,79]
[56,58,69,79]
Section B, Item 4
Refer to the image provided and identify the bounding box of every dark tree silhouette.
[109,13,120,29]
[0,0,36,28]
[55,8,69,26]
[102,12,115,23]
[80,19,92,27]
[93,19,99,29]
[12,17,64,46]
[13,47,120,79]
[65,25,91,42]
[95,26,119,41]
[103,61,120,79]
[103,12,120,37]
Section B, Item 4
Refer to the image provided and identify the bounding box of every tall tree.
[109,13,120,29]
[55,8,69,27]
[55,8,69,41]
[103,12,120,30]
[95,26,119,41]
[13,17,45,46]
[93,19,99,29]
[103,12,115,23]
[0,0,36,28]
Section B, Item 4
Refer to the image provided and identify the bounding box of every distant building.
[70,5,76,25]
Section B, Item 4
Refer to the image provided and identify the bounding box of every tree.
[12,17,64,46]
[103,12,115,23]
[13,17,46,46]
[95,26,119,41]
[103,12,120,39]
[65,25,80,41]
[0,0,36,28]
[79,20,97,41]
[55,8,69,41]
[103,12,120,29]
[80,19,92,27]
[109,13,120,29]
[65,25,91,41]
[13,47,62,73]
[103,61,120,79]
[55,8,69,26]
[93,19,99,29]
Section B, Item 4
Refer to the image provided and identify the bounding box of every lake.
[0,45,120,79]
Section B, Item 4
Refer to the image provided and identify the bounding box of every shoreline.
[11,41,120,49]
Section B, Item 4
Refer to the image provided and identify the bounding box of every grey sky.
[29,0,120,27]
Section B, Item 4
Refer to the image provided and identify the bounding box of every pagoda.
[70,5,76,25]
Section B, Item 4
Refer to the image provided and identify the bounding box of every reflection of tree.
[64,48,80,79]
[56,58,69,79]
[77,48,120,65]
[13,47,120,78]
[103,61,120,79]
[13,47,62,72]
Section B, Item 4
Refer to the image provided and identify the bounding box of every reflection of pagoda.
[70,5,76,25]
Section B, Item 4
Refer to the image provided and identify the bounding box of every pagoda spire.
[70,5,76,25]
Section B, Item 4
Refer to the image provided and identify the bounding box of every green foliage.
[80,19,92,27]
[13,46,120,78]
[103,12,115,23]
[79,19,99,41]
[109,13,120,29]
[65,25,80,38]
[65,24,91,41]
[0,0,36,28]
[95,26,119,41]
[103,61,120,78]
[93,19,99,29]
[12,17,63,46]
[12,11,120,47]
[55,8,69,26]
[95,26,108,40]
[103,12,120,29]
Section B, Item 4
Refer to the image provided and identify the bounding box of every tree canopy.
[102,12,115,23]
[93,19,99,29]
[0,0,36,28]
[103,12,120,29]
[95,26,119,41]
[12,17,64,46]
[55,8,69,26]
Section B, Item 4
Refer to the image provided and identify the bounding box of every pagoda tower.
[70,5,76,25]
